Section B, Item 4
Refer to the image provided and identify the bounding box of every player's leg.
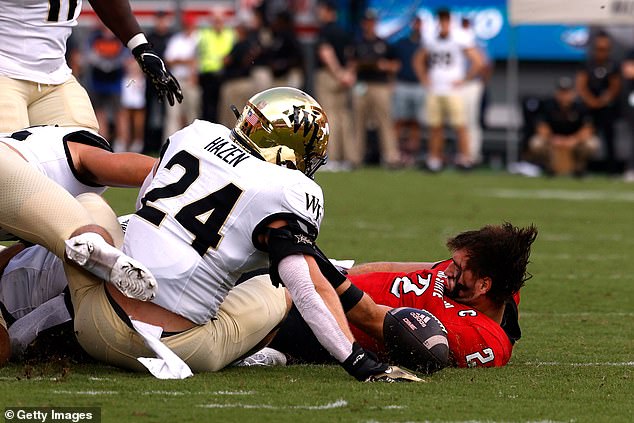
[165,275,289,372]
[0,142,96,257]
[64,263,151,371]
[448,94,470,166]
[372,83,400,167]
[425,95,444,171]
[0,76,31,133]
[27,76,99,132]
[65,193,156,300]
[0,148,155,299]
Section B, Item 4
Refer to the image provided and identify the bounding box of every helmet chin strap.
[229,129,265,161]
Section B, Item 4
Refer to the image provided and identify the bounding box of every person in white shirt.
[413,8,484,171]
[0,0,182,133]
[163,13,201,140]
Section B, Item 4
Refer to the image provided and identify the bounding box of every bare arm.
[412,47,428,86]
[576,71,600,108]
[601,73,622,106]
[88,0,142,45]
[319,44,344,78]
[347,261,436,276]
[334,278,390,341]
[69,142,156,188]
[622,59,634,79]
[571,122,595,143]
[535,121,553,139]
[464,46,485,82]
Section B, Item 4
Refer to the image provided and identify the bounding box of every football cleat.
[234,347,288,367]
[366,366,423,383]
[65,232,157,301]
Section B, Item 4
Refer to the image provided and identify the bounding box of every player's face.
[445,249,489,306]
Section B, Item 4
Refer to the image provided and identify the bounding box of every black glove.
[342,343,422,382]
[341,343,388,381]
[132,43,183,106]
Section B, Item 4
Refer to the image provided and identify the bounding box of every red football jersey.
[348,260,518,368]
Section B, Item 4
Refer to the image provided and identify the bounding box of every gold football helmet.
[231,87,329,178]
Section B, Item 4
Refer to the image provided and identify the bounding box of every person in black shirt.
[575,31,622,174]
[315,0,356,171]
[529,77,599,176]
[350,9,401,168]
[269,11,304,88]
[218,15,260,127]
[143,11,174,154]
[621,48,634,181]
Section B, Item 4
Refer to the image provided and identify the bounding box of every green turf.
[1,169,633,423]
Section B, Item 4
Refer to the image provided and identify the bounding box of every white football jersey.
[0,126,109,198]
[124,120,325,324]
[424,29,475,95]
[0,126,109,241]
[0,0,81,84]
[0,246,66,319]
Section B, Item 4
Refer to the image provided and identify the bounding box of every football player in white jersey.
[5,87,418,381]
[0,123,160,366]
[0,0,182,133]
[413,8,484,171]
[0,125,155,242]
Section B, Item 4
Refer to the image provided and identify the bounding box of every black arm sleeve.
[256,215,347,288]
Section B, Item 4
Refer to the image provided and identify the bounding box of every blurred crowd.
[68,2,634,180]
[519,29,634,181]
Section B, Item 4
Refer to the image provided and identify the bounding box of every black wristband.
[341,342,388,381]
[339,283,364,313]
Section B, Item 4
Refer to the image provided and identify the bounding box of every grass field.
[1,169,633,423]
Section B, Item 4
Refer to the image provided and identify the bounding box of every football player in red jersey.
[267,222,537,368]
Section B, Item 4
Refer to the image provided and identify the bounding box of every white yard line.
[481,188,634,203]
[522,361,634,367]
[142,390,255,396]
[521,312,634,317]
[364,420,574,423]
[52,390,118,395]
[198,399,348,410]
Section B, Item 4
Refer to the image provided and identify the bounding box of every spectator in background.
[576,31,622,174]
[250,7,274,92]
[392,16,425,167]
[219,13,259,128]
[144,11,174,153]
[315,0,356,171]
[268,11,304,88]
[529,77,599,177]
[116,54,146,152]
[461,17,492,166]
[198,12,234,122]
[86,23,127,142]
[350,9,401,169]
[0,0,181,134]
[413,8,483,172]
[163,13,201,140]
[621,45,634,182]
